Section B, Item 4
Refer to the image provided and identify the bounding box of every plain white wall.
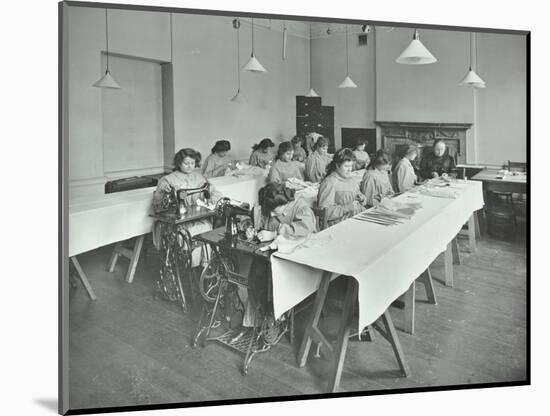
[172,14,309,164]
[66,6,309,197]
[310,26,377,149]
[476,32,527,165]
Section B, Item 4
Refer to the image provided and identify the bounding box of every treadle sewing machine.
[149,182,215,312]
[192,199,293,375]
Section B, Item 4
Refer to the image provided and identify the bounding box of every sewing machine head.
[216,197,254,238]
[171,182,211,215]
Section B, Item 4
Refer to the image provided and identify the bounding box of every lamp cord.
[345,24,349,75]
[170,13,173,63]
[309,23,312,89]
[237,22,241,88]
[105,9,110,71]
[251,18,255,54]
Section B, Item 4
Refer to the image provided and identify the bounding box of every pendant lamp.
[231,19,244,102]
[93,8,120,89]
[459,32,486,88]
[338,25,357,88]
[242,18,267,72]
[305,23,319,97]
[396,29,437,65]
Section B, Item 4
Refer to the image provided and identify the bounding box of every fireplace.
[375,121,471,165]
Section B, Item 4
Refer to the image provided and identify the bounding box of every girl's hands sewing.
[257,230,277,242]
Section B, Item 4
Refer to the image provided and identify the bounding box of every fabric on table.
[270,180,484,332]
[69,174,267,257]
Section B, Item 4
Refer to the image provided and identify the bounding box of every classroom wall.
[310,26,527,165]
[65,4,527,199]
[310,28,376,149]
[172,14,308,166]
[65,5,308,197]
[476,32,527,165]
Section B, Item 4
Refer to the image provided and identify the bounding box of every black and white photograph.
[9,0,550,415]
[56,0,532,414]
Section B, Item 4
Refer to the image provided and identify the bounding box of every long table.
[471,168,527,194]
[68,173,268,298]
[270,180,484,391]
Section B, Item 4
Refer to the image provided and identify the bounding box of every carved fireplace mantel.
[375,121,472,164]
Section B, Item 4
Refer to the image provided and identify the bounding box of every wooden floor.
[68,222,527,411]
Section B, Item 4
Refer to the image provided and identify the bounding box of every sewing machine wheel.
[199,256,223,302]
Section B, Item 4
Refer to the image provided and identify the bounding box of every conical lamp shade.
[93,70,121,89]
[460,68,486,88]
[338,75,358,89]
[242,53,267,72]
[396,39,437,64]
[305,88,319,97]
[230,89,244,103]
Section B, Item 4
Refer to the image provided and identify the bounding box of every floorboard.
[68,227,528,410]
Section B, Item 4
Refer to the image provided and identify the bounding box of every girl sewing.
[352,137,371,170]
[248,138,275,169]
[360,151,395,207]
[317,148,366,226]
[267,141,304,184]
[304,136,333,183]
[152,148,222,302]
[291,135,307,162]
[201,139,233,178]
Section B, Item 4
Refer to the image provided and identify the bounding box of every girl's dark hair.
[291,135,303,146]
[258,183,296,216]
[252,138,275,151]
[173,148,201,171]
[313,136,329,150]
[366,151,391,170]
[355,137,368,147]
[211,139,231,154]
[276,141,293,160]
[325,148,355,177]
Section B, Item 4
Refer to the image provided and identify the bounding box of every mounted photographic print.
[59,0,529,414]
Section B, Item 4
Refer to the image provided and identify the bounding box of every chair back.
[508,161,526,172]
[311,206,328,231]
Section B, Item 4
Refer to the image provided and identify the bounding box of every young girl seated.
[201,139,232,178]
[268,141,304,184]
[239,183,317,330]
[305,136,333,183]
[392,144,419,192]
[317,148,366,226]
[360,152,395,207]
[291,135,307,162]
[249,138,275,169]
[352,137,370,170]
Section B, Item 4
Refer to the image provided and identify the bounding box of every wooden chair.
[485,181,518,232]
[311,205,328,231]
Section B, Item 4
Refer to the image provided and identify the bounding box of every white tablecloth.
[69,174,267,257]
[271,180,484,331]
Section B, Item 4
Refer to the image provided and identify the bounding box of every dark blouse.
[419,152,456,179]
